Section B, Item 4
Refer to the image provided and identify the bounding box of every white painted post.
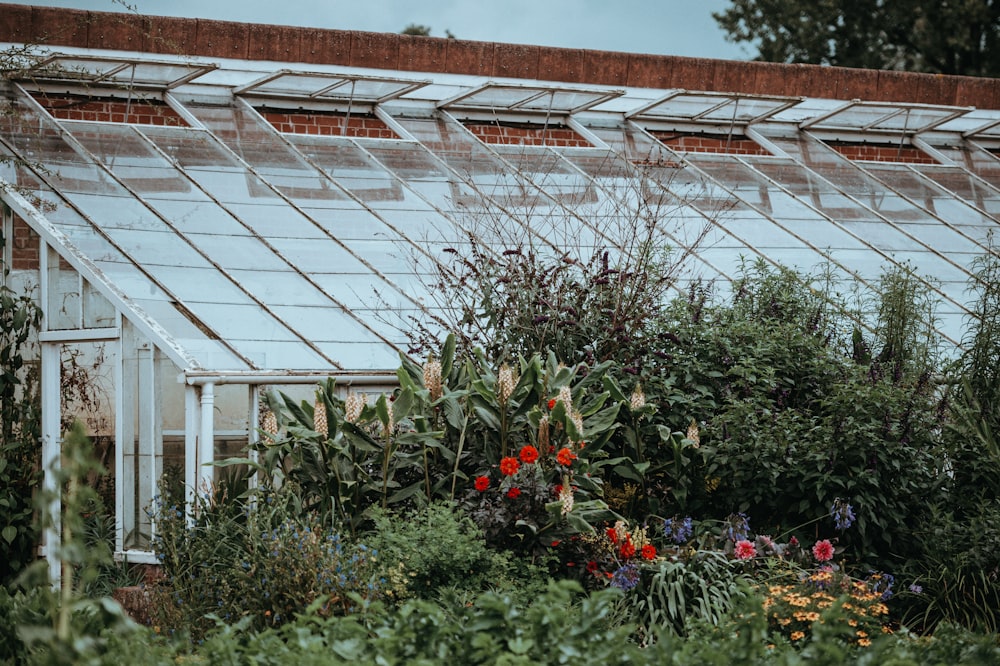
[113,319,124,555]
[137,343,155,548]
[198,383,215,500]
[120,326,137,548]
[40,342,61,585]
[184,385,199,524]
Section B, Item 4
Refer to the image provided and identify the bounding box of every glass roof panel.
[438,83,622,113]
[800,102,966,133]
[234,71,428,103]
[627,92,799,123]
[23,54,216,89]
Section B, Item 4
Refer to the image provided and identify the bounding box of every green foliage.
[5,422,138,665]
[410,197,685,377]
[0,259,42,584]
[150,489,379,640]
[629,551,750,639]
[714,0,1000,76]
[897,501,1000,634]
[366,501,534,603]
[639,261,945,569]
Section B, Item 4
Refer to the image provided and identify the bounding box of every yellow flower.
[791,631,805,641]
[858,638,871,647]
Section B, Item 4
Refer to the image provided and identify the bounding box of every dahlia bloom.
[734,539,757,560]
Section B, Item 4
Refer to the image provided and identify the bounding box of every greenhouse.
[2,4,1000,578]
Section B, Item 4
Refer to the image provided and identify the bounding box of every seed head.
[344,393,367,423]
[630,384,646,410]
[313,398,328,438]
[497,364,516,404]
[423,358,442,401]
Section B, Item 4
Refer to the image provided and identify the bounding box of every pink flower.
[812,539,835,562]
[734,539,757,560]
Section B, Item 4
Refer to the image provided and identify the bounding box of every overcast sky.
[7,0,751,61]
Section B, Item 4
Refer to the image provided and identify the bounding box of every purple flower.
[908,583,923,594]
[664,516,693,544]
[830,497,856,531]
[610,563,640,591]
[725,512,750,542]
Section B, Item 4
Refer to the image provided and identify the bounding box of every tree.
[714,0,1000,77]
[400,24,456,38]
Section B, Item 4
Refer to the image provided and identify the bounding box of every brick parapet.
[3,4,1000,110]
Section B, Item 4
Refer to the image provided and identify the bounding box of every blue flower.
[830,498,856,531]
[664,516,694,544]
[610,563,640,591]
[725,513,750,542]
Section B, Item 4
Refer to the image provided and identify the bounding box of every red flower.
[548,398,557,410]
[734,539,757,560]
[789,536,799,547]
[619,536,636,558]
[812,539,835,562]
[641,544,657,560]
[586,561,599,574]
[506,487,521,499]
[553,484,563,496]
[606,527,619,544]
[499,456,520,477]
[519,445,539,464]
[556,447,577,466]
[474,476,489,492]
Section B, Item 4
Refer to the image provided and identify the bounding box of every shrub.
[150,489,380,639]
[366,501,541,603]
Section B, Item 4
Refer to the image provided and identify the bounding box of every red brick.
[538,47,585,84]
[0,4,33,44]
[398,34,449,73]
[443,38,494,76]
[195,18,249,59]
[627,53,680,89]
[145,14,196,56]
[11,215,39,271]
[248,24,301,62]
[875,70,922,104]
[351,31,399,69]
[493,43,540,80]
[953,76,1000,109]
[300,28,352,65]
[580,49,630,87]
[32,6,89,48]
[88,11,147,51]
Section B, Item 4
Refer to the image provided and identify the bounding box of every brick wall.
[6,4,999,109]
[259,109,398,138]
[32,93,187,126]
[11,214,39,270]
[649,130,769,156]
[825,141,935,164]
[463,121,590,147]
